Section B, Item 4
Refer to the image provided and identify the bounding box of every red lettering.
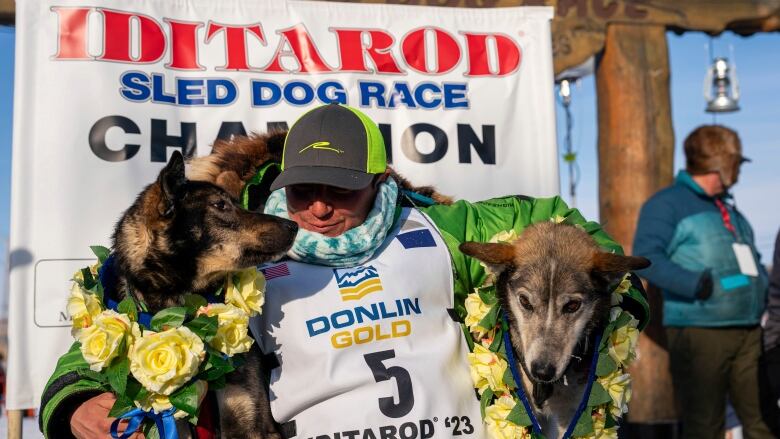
[401,27,460,75]
[463,33,522,77]
[333,29,403,74]
[264,24,333,73]
[165,19,204,70]
[206,22,266,71]
[98,9,165,63]
[52,7,91,59]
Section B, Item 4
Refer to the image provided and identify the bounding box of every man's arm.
[39,342,111,438]
[632,196,707,300]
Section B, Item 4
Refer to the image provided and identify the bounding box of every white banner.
[8,0,557,409]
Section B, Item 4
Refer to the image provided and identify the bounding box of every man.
[42,104,648,438]
[633,125,771,439]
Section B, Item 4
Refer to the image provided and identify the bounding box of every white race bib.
[250,208,484,438]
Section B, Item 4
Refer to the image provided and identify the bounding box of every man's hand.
[71,392,144,439]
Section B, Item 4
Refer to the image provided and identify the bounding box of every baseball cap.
[269,104,387,191]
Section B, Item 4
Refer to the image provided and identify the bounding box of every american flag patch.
[261,263,290,280]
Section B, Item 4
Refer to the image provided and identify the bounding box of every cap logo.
[299,141,344,154]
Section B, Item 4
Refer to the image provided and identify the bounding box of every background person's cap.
[269,104,387,191]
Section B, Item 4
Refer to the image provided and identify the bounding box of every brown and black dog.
[111,150,297,438]
[460,222,649,438]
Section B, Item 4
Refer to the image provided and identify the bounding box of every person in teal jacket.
[633,125,770,439]
[41,104,649,439]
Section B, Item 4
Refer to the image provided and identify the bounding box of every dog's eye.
[212,200,228,211]
[518,295,533,311]
[562,300,581,314]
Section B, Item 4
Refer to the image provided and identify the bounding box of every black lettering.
[59,311,69,322]
[378,123,393,164]
[88,115,141,162]
[592,0,618,18]
[399,423,417,439]
[420,420,435,439]
[379,426,398,439]
[363,429,377,439]
[460,417,474,435]
[457,124,495,164]
[150,119,197,162]
[364,350,415,418]
[342,431,360,439]
[401,124,447,164]
[215,121,247,142]
[557,0,586,17]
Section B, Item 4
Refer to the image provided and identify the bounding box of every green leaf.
[477,302,500,331]
[587,382,613,407]
[477,285,498,305]
[213,284,224,297]
[185,315,219,342]
[170,382,199,416]
[571,410,594,437]
[90,245,111,263]
[108,393,135,418]
[82,268,97,290]
[595,352,617,377]
[461,324,475,352]
[604,410,618,428]
[150,307,187,332]
[107,357,130,395]
[489,327,504,352]
[125,378,143,400]
[612,310,633,329]
[506,398,533,426]
[502,363,517,390]
[209,374,226,390]
[117,296,138,322]
[563,152,577,163]
[182,294,208,315]
[479,387,495,419]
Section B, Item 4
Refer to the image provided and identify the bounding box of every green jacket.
[40,195,649,438]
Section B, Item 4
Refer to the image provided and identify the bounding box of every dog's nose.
[530,361,556,382]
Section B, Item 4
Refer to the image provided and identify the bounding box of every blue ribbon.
[502,314,602,439]
[110,407,178,439]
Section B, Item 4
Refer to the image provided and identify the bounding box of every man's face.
[285,182,379,237]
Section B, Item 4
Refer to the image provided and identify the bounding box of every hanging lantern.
[703,57,740,113]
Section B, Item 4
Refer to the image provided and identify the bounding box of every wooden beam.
[0,0,13,25]
[595,23,676,423]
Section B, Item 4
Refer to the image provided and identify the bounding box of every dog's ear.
[157,151,186,217]
[591,252,650,292]
[459,242,515,274]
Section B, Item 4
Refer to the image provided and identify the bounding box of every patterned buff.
[263,177,399,268]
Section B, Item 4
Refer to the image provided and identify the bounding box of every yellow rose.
[225,268,266,317]
[129,326,205,395]
[484,395,532,439]
[67,283,103,335]
[465,293,492,339]
[597,370,632,417]
[608,310,639,366]
[199,304,253,356]
[610,274,632,306]
[489,230,519,244]
[76,310,138,372]
[468,344,509,395]
[72,262,101,284]
[551,214,567,224]
[578,408,618,439]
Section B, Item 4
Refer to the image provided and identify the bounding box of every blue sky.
[555,31,780,262]
[0,25,777,262]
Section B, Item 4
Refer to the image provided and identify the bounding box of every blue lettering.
[402,298,421,315]
[207,79,237,105]
[120,72,151,101]
[317,81,347,104]
[251,80,282,106]
[359,81,387,107]
[177,79,205,106]
[414,83,442,109]
[379,302,398,319]
[389,82,416,109]
[284,81,314,106]
[152,74,176,104]
[355,304,380,324]
[443,83,469,108]
[306,316,330,337]
[331,310,355,329]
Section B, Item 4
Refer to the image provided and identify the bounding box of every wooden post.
[8,409,23,439]
[595,23,677,427]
